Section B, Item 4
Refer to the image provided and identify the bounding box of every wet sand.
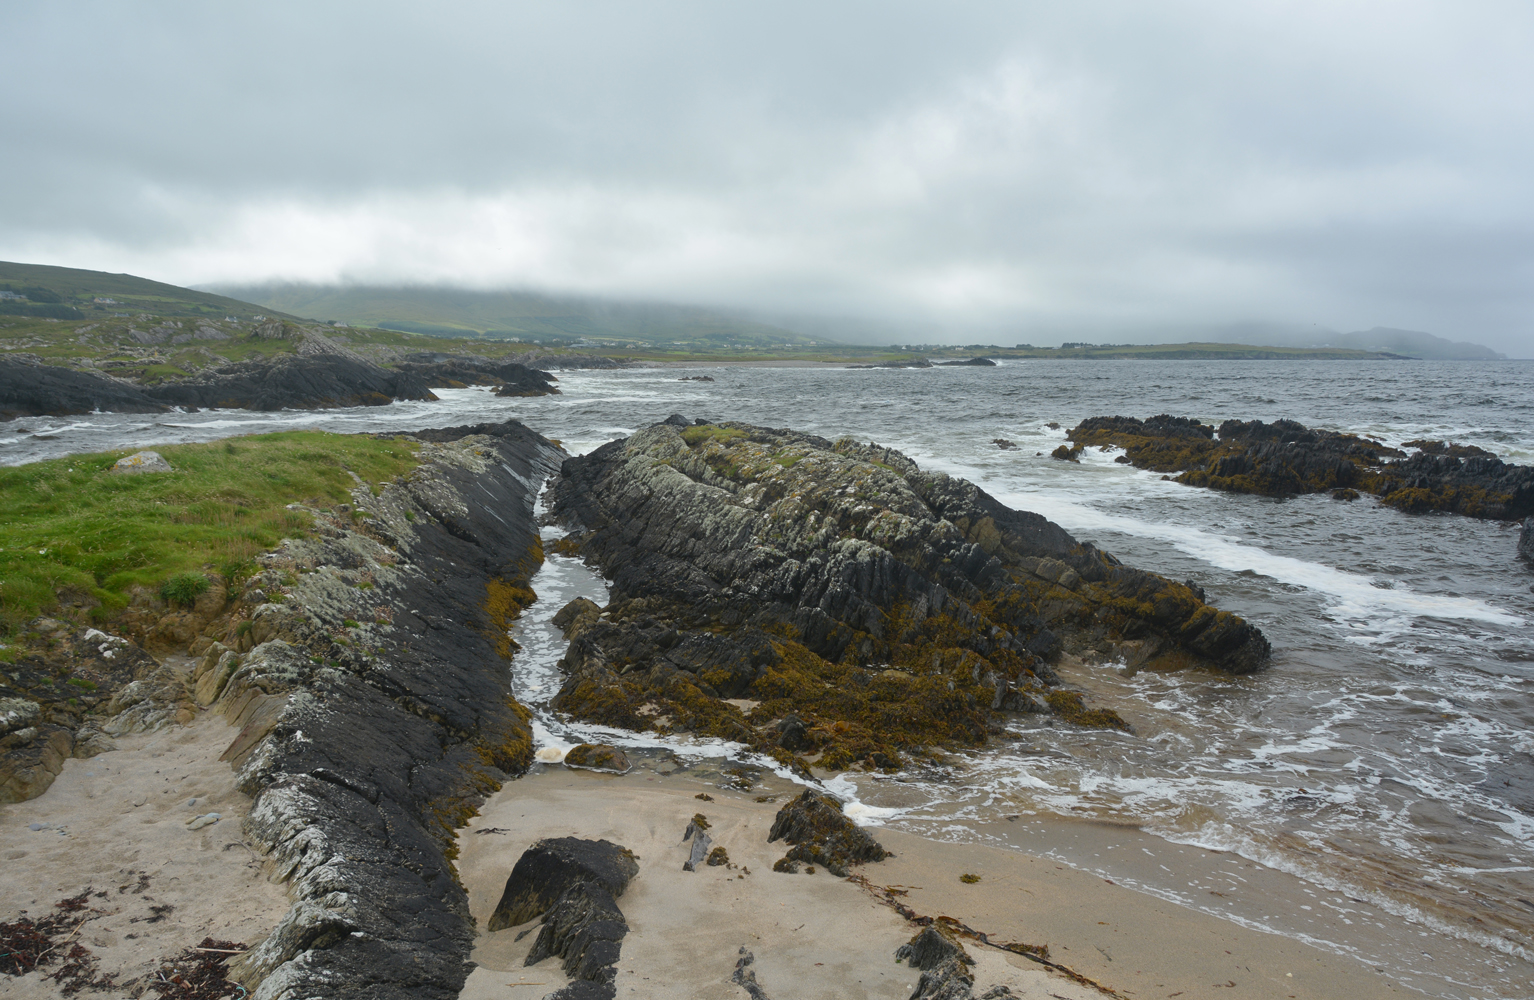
[456,756,1406,1000]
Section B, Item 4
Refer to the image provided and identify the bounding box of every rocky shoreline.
[545,417,1269,776]
[2,419,563,998]
[1059,414,1534,521]
[0,324,563,420]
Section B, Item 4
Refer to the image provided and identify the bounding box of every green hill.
[211,283,824,349]
[0,261,289,322]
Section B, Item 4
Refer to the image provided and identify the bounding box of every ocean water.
[8,359,1534,997]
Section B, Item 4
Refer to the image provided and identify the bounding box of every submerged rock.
[1521,517,1533,563]
[1068,415,1534,520]
[768,789,887,876]
[547,419,1269,773]
[489,837,640,932]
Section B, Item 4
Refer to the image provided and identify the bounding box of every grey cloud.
[3,1,1532,355]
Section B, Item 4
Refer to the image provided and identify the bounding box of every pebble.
[186,812,220,830]
[28,822,48,831]
[187,798,197,807]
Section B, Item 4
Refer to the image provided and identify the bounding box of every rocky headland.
[546,417,1269,776]
[0,325,564,420]
[1060,414,1534,521]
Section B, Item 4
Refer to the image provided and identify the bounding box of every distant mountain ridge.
[211,282,824,349]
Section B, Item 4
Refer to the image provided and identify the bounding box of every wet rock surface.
[186,419,565,999]
[1520,517,1533,563]
[547,420,1269,772]
[767,789,888,876]
[489,837,641,932]
[1069,414,1534,520]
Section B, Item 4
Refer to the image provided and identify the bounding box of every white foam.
[992,490,1523,627]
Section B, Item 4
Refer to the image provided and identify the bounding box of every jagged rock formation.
[767,789,888,875]
[1069,415,1534,520]
[524,880,629,990]
[164,419,564,1000]
[0,356,168,420]
[548,420,1269,773]
[489,837,640,932]
[145,353,437,411]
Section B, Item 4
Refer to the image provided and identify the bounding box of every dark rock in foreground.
[489,837,640,932]
[145,353,437,411]
[549,420,1269,772]
[1069,415,1534,520]
[0,356,168,420]
[768,789,888,876]
[208,420,563,999]
[525,880,628,984]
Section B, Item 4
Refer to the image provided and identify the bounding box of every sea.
[6,359,1533,998]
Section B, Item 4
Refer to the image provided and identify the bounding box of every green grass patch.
[681,425,748,447]
[0,430,420,635]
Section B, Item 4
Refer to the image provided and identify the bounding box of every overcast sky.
[5,2,1532,353]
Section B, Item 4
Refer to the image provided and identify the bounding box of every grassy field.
[0,431,421,640]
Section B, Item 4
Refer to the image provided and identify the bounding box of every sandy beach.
[456,753,1405,1000]
[0,714,288,998]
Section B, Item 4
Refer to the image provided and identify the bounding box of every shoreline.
[455,753,1403,1000]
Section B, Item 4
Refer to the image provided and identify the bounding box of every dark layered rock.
[488,837,640,932]
[547,420,1269,772]
[1069,415,1534,520]
[768,789,888,876]
[525,881,628,984]
[935,357,997,367]
[897,926,989,1000]
[200,420,565,1000]
[145,353,437,411]
[0,356,168,420]
[391,353,558,396]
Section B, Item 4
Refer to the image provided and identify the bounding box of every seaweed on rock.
[547,420,1270,772]
[1069,415,1534,520]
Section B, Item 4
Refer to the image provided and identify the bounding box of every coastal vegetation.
[0,432,420,640]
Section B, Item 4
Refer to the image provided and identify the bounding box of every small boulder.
[563,744,631,773]
[111,450,173,474]
[488,837,639,931]
[767,788,888,876]
[992,439,1015,450]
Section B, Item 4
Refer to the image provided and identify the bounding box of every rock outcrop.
[767,789,888,875]
[547,420,1269,773]
[1069,415,1534,520]
[935,357,997,367]
[145,353,437,411]
[1520,517,1533,563]
[390,353,559,396]
[187,419,565,1000]
[0,356,168,420]
[488,837,640,932]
